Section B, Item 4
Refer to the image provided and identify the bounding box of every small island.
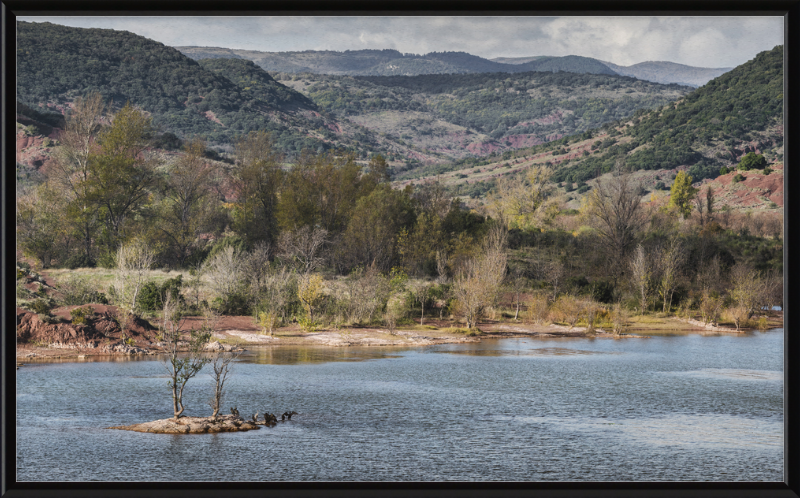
[109,414,261,434]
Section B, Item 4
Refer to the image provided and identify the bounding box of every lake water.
[16,329,784,482]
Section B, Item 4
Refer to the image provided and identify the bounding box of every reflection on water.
[241,346,408,365]
[439,347,619,357]
[16,329,784,482]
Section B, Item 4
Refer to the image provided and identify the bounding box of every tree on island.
[158,295,212,420]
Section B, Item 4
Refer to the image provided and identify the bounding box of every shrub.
[576,185,590,194]
[732,173,745,183]
[29,298,53,315]
[526,293,550,325]
[138,276,184,312]
[719,166,729,175]
[70,306,94,325]
[297,316,320,333]
[763,167,772,175]
[58,274,108,305]
[62,253,95,269]
[757,316,769,331]
[611,303,628,335]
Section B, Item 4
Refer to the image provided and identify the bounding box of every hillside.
[15,22,370,154]
[275,71,692,168]
[397,46,783,211]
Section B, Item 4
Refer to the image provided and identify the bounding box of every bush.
[70,306,94,325]
[137,275,184,312]
[732,173,745,183]
[211,291,249,315]
[719,166,729,175]
[29,298,54,315]
[576,185,590,194]
[62,253,95,269]
[58,275,108,305]
[763,167,772,175]
[526,293,550,325]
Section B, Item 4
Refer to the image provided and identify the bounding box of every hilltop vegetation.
[551,45,783,185]
[16,22,349,154]
[177,47,618,77]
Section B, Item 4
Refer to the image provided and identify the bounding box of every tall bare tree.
[204,307,242,421]
[629,243,652,315]
[657,237,687,313]
[452,226,508,329]
[159,139,219,266]
[586,168,646,281]
[278,225,328,274]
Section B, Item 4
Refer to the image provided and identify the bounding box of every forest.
[16,90,783,338]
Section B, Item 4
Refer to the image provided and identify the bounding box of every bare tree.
[410,280,433,324]
[629,244,652,315]
[158,295,212,420]
[452,226,508,329]
[729,262,764,324]
[506,264,528,320]
[114,238,155,314]
[657,237,687,313]
[435,250,449,284]
[202,245,246,303]
[204,307,242,422]
[278,226,328,274]
[543,260,565,301]
[586,168,647,280]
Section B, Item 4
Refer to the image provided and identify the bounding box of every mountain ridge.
[176,46,731,86]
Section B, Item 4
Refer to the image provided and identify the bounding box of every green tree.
[158,139,219,267]
[50,92,106,263]
[16,181,69,268]
[667,171,697,219]
[737,152,767,171]
[231,131,284,247]
[86,103,160,249]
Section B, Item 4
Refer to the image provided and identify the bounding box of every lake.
[16,329,784,482]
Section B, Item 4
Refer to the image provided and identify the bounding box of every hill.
[177,46,732,86]
[15,22,373,155]
[275,70,692,170]
[396,46,783,211]
[177,47,619,77]
[600,60,733,87]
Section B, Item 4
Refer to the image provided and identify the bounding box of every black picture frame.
[3,2,798,497]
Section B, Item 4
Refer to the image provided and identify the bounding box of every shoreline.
[16,312,783,362]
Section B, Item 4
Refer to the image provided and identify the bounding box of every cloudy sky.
[17,16,784,67]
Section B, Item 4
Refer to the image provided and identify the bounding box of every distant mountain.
[176,46,731,86]
[599,60,733,87]
[176,47,617,77]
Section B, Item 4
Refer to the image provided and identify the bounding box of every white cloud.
[17,15,784,68]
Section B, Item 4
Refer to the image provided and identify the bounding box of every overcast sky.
[17,16,784,68]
